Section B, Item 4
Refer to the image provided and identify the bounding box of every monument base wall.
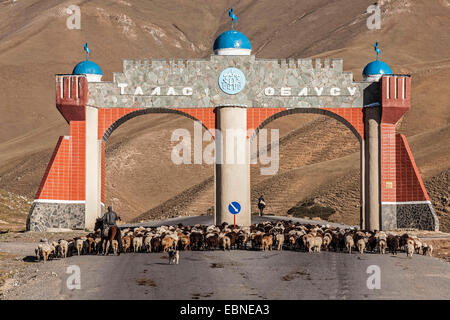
[381,201,439,231]
[26,201,86,231]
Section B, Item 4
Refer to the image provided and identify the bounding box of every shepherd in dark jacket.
[258,195,266,217]
[101,206,123,253]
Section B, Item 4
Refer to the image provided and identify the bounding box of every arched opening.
[102,108,214,142]
[249,109,362,227]
[102,109,214,223]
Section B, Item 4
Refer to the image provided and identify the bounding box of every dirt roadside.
[0,230,87,297]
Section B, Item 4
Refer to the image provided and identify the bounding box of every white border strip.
[34,199,85,204]
[33,199,105,206]
[382,201,431,205]
[215,48,251,56]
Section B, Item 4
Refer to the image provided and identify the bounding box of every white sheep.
[377,231,387,241]
[75,239,84,256]
[133,236,143,253]
[51,241,59,250]
[414,239,423,254]
[378,238,387,254]
[305,234,314,252]
[219,234,231,250]
[406,239,415,258]
[144,236,152,253]
[422,243,433,256]
[57,240,69,258]
[305,234,321,253]
[345,235,354,254]
[357,238,366,254]
[276,234,284,251]
[313,236,323,253]
[111,240,119,255]
[41,243,55,262]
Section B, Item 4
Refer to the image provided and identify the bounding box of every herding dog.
[168,248,179,265]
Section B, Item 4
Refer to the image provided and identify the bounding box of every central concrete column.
[85,106,102,230]
[215,106,251,226]
[364,107,381,231]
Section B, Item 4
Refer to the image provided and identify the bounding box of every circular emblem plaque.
[218,67,246,95]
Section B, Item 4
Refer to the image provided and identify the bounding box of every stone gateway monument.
[27,13,438,232]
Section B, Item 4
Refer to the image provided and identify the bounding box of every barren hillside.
[0,0,448,231]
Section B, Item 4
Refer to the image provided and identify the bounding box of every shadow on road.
[22,256,37,263]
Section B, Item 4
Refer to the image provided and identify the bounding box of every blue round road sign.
[228,201,241,215]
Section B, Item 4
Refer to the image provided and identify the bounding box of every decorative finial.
[84,42,90,61]
[228,7,237,30]
[374,41,381,60]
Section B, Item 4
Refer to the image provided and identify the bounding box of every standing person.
[102,206,123,254]
[258,195,266,217]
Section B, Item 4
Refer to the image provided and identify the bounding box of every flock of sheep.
[34,220,434,262]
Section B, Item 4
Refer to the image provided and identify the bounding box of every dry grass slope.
[0,0,448,231]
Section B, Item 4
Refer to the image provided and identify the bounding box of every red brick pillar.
[27,76,88,231]
[380,76,438,230]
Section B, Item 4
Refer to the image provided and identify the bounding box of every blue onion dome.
[72,43,103,82]
[363,60,392,77]
[213,30,252,55]
[363,42,392,81]
[72,60,103,76]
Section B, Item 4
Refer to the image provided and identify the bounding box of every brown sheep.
[236,233,248,249]
[162,236,175,252]
[94,238,102,254]
[206,233,219,250]
[122,235,133,253]
[261,235,273,251]
[322,233,332,251]
[151,237,161,252]
[190,231,204,250]
[86,237,95,254]
[387,235,399,255]
[226,232,238,249]
[251,233,263,250]
[179,235,191,251]
[289,235,298,249]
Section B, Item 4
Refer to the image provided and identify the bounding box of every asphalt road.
[2,216,450,300]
